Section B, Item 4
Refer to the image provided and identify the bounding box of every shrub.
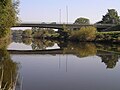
[69,26,97,41]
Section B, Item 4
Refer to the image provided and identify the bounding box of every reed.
[0,66,19,90]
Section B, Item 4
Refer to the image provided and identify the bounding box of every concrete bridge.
[13,23,116,30]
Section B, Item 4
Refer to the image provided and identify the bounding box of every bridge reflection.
[8,40,120,69]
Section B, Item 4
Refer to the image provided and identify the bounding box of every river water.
[1,38,120,90]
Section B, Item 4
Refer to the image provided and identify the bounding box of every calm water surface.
[7,39,120,90]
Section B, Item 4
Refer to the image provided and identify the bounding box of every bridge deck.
[13,23,116,29]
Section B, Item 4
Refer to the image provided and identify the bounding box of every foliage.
[96,43,120,68]
[63,42,97,57]
[12,30,23,37]
[32,28,59,39]
[74,17,90,24]
[0,36,11,49]
[99,54,118,69]
[22,29,32,38]
[97,9,120,24]
[0,0,19,37]
[96,31,120,42]
[22,38,32,45]
[69,26,97,41]
[31,39,55,50]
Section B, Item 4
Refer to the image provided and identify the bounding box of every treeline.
[12,28,59,39]
[0,0,19,37]
[12,25,120,43]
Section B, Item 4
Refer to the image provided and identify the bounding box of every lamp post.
[66,6,68,24]
[59,9,61,24]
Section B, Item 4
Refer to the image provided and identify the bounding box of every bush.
[69,26,97,41]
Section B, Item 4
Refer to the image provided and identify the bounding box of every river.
[1,37,120,90]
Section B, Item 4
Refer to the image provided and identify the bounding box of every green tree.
[74,17,90,24]
[0,0,19,37]
[97,9,120,24]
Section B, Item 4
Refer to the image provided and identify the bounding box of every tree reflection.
[99,55,119,69]
[63,42,120,69]
[0,49,19,90]
[63,42,97,58]
[31,39,55,50]
[0,37,19,89]
[11,37,56,50]
[11,37,120,69]
[22,38,32,45]
[96,43,120,69]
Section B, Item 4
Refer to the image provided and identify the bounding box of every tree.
[0,0,19,37]
[97,9,120,24]
[74,17,90,24]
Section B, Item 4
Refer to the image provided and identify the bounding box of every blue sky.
[19,0,120,23]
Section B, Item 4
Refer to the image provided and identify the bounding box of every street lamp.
[66,6,68,24]
[59,9,61,24]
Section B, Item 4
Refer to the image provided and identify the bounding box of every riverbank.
[12,26,120,43]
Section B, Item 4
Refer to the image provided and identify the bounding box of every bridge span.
[13,23,116,30]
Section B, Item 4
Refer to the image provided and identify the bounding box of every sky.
[19,0,120,24]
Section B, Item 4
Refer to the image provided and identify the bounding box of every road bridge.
[13,23,116,30]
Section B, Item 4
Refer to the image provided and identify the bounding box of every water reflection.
[63,42,97,57]
[99,54,119,68]
[31,39,55,50]
[6,38,120,90]
[95,43,120,69]
[0,38,20,90]
[10,37,120,69]
[12,37,57,50]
